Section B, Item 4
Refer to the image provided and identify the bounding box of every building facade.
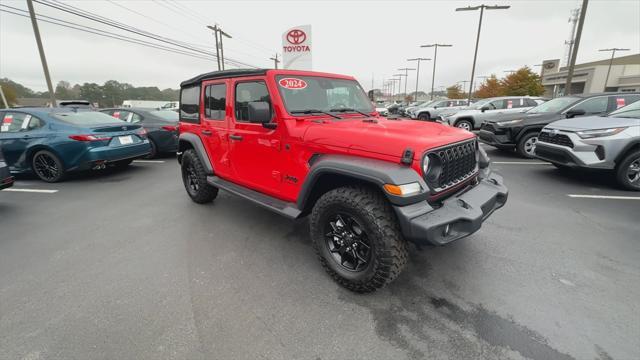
[541,54,640,97]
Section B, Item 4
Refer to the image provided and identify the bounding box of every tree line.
[447,66,545,99]
[0,78,179,107]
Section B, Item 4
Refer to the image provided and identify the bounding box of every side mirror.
[480,106,490,112]
[565,109,586,118]
[248,101,273,126]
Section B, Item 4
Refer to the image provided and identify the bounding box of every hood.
[303,117,474,160]
[484,111,561,125]
[449,109,480,118]
[547,115,640,131]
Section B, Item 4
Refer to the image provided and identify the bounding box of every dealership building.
[540,53,640,97]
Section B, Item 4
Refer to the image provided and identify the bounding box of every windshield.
[277,76,374,115]
[609,100,640,119]
[150,110,178,121]
[527,97,580,114]
[53,111,124,125]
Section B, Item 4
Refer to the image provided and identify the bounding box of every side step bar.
[207,176,302,219]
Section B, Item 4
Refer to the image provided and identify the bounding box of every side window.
[235,81,271,122]
[180,85,201,123]
[205,83,227,120]
[110,110,129,120]
[27,116,44,130]
[613,95,640,110]
[1,112,31,133]
[525,98,538,107]
[490,100,506,110]
[130,112,143,123]
[573,97,609,114]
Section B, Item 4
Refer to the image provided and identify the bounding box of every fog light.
[443,224,451,236]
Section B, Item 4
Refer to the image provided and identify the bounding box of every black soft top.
[180,69,269,88]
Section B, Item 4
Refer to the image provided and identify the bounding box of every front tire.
[517,132,539,159]
[310,186,408,293]
[455,120,473,131]
[32,150,66,183]
[615,150,640,191]
[181,149,218,203]
[418,112,430,121]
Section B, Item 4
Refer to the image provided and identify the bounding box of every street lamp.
[599,48,630,91]
[421,44,452,100]
[407,58,430,102]
[393,73,406,99]
[504,70,517,74]
[398,68,416,101]
[456,4,510,104]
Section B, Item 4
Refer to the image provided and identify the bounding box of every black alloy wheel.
[325,213,372,272]
[32,150,65,182]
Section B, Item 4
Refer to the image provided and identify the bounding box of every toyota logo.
[286,29,306,45]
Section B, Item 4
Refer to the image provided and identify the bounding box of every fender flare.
[178,133,214,174]
[515,125,544,142]
[297,154,429,210]
[615,140,640,164]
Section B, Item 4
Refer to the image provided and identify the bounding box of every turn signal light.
[383,182,421,196]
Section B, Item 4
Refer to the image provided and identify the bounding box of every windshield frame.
[275,75,375,117]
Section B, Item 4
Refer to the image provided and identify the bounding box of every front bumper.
[478,129,516,147]
[393,168,508,246]
[0,162,14,190]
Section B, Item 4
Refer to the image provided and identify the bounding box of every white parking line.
[493,161,551,165]
[568,194,640,200]
[2,188,58,193]
[133,160,165,163]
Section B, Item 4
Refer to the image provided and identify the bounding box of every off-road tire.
[181,149,218,203]
[310,185,408,293]
[516,132,539,159]
[615,150,640,191]
[455,119,473,131]
[418,113,430,121]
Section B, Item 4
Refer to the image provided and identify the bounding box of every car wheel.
[146,139,158,159]
[455,120,473,131]
[517,132,539,159]
[615,150,640,191]
[32,150,66,183]
[310,186,408,293]
[418,113,430,121]
[181,149,218,203]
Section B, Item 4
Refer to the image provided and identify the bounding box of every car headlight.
[495,119,523,126]
[576,127,627,139]
[423,153,443,184]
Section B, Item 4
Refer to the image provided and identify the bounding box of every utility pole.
[599,48,630,91]
[26,0,56,107]
[398,68,416,101]
[0,85,9,108]
[421,44,452,100]
[269,53,280,69]
[407,58,430,102]
[393,74,406,101]
[564,0,588,95]
[207,25,232,70]
[455,4,510,104]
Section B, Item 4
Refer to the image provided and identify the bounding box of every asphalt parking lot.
[1,147,639,360]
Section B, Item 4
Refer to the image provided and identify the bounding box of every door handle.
[229,134,243,141]
[201,129,212,136]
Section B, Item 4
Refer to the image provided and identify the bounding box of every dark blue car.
[0,108,151,182]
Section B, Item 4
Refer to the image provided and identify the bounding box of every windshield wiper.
[291,109,342,119]
[329,108,372,117]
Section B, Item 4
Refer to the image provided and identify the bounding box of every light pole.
[455,4,510,104]
[564,0,588,95]
[599,48,630,91]
[26,0,56,107]
[421,44,452,100]
[398,68,416,101]
[393,74,406,100]
[407,58,430,101]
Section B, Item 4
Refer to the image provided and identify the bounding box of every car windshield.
[277,76,374,115]
[150,110,178,121]
[608,100,640,119]
[526,97,580,114]
[53,111,124,125]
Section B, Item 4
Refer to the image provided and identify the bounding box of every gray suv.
[535,100,640,191]
[444,96,545,130]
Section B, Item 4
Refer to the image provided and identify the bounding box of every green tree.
[446,84,465,99]
[475,75,503,98]
[0,83,17,107]
[500,67,545,96]
[79,83,104,105]
[55,80,72,100]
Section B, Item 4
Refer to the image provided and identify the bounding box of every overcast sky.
[1,0,638,93]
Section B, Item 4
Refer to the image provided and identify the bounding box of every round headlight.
[424,153,443,185]
[422,155,429,174]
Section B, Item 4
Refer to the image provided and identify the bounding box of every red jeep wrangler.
[177,69,508,292]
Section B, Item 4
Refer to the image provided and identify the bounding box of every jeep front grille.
[425,139,478,192]
[539,131,574,148]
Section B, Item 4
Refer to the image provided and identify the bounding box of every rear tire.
[32,150,66,183]
[615,150,640,191]
[310,186,408,293]
[181,149,218,203]
[516,132,539,159]
[146,139,158,159]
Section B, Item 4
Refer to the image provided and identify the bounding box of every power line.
[32,0,258,68]
[0,6,224,63]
